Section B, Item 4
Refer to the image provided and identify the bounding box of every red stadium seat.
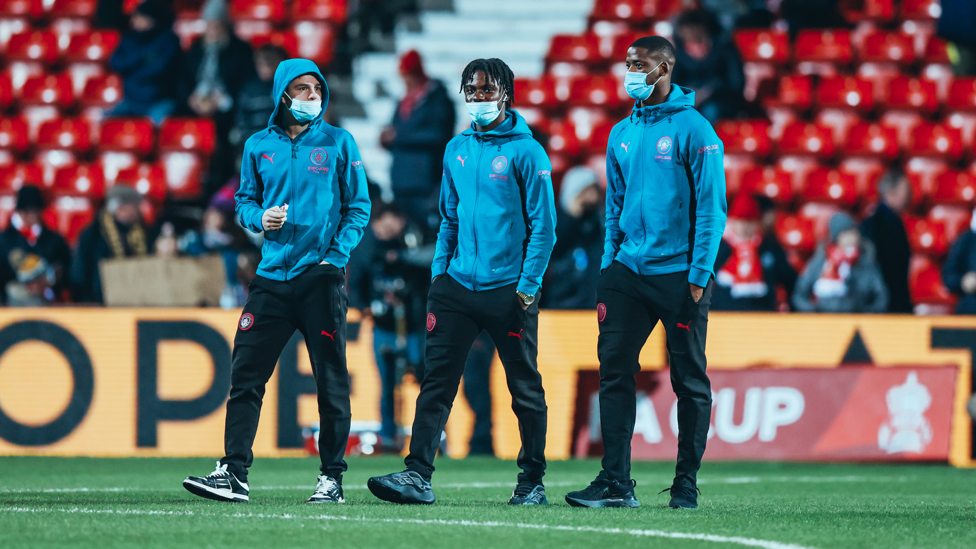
[114,163,166,203]
[842,0,895,22]
[775,214,816,255]
[735,30,790,64]
[794,29,853,75]
[160,153,203,200]
[51,163,104,199]
[882,76,939,113]
[158,118,216,154]
[856,62,900,102]
[289,0,347,22]
[544,120,582,157]
[843,123,899,159]
[640,0,682,19]
[98,118,154,156]
[715,119,771,156]
[5,30,57,64]
[230,0,284,39]
[173,17,206,50]
[923,36,951,64]
[839,158,886,203]
[157,118,214,200]
[0,162,43,192]
[945,112,976,152]
[42,194,93,245]
[249,30,298,58]
[909,123,963,161]
[905,216,949,256]
[546,33,602,65]
[62,29,118,63]
[901,0,941,20]
[587,120,615,155]
[905,157,950,199]
[0,73,12,110]
[610,32,651,63]
[47,0,97,20]
[906,171,931,208]
[0,0,44,20]
[568,75,625,108]
[930,171,976,207]
[910,257,956,314]
[291,21,335,66]
[36,118,90,154]
[947,78,976,111]
[777,121,835,158]
[79,73,123,107]
[741,166,793,205]
[798,202,842,242]
[929,205,972,244]
[723,155,759,198]
[922,64,954,103]
[801,168,858,207]
[0,117,29,157]
[20,73,73,139]
[857,31,915,65]
[590,0,648,23]
[516,77,560,110]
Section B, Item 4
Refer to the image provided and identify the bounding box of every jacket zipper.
[472,137,485,290]
[637,117,647,276]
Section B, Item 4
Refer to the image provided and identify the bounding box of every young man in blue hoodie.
[565,36,727,510]
[367,58,557,506]
[182,59,370,504]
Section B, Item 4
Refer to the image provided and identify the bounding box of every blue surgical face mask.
[624,62,664,101]
[466,96,506,127]
[285,93,322,122]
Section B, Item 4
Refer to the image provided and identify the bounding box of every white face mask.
[624,62,664,101]
[466,96,506,127]
[285,92,322,122]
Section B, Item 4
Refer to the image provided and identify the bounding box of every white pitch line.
[0,475,914,494]
[0,506,815,549]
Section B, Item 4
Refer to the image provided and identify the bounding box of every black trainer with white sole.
[565,471,641,508]
[509,482,547,505]
[183,462,249,502]
[367,471,436,504]
[307,474,345,503]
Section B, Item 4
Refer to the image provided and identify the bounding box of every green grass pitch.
[1,456,974,548]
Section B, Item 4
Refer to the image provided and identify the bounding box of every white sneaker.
[307,474,345,503]
[183,462,250,502]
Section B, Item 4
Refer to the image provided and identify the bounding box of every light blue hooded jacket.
[431,110,556,296]
[603,84,727,287]
[235,59,370,281]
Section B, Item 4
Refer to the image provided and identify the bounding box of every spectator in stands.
[938,0,976,76]
[793,212,888,313]
[860,168,913,313]
[72,186,156,304]
[671,8,745,124]
[713,193,796,311]
[542,166,605,309]
[4,252,56,306]
[0,185,72,304]
[942,213,976,314]
[755,195,798,310]
[231,45,289,149]
[781,0,848,36]
[380,50,456,235]
[180,0,256,194]
[108,0,183,125]
[348,202,430,450]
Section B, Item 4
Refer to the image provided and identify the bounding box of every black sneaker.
[664,483,701,509]
[307,474,345,503]
[367,471,436,505]
[183,462,249,502]
[509,481,547,505]
[565,471,640,508]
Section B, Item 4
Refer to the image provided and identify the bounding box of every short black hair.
[629,35,676,63]
[675,9,723,38]
[460,58,515,105]
[878,167,908,196]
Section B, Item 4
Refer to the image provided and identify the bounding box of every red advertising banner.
[572,366,958,461]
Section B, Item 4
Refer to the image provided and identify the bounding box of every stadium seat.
[801,168,858,207]
[547,33,602,65]
[841,0,895,22]
[723,155,759,198]
[566,107,612,145]
[814,76,875,111]
[882,76,939,114]
[51,163,104,199]
[715,119,771,156]
[798,201,842,242]
[159,153,203,200]
[544,120,582,157]
[47,0,98,20]
[922,63,954,103]
[947,78,976,111]
[905,156,950,200]
[857,31,915,65]
[173,16,206,50]
[79,73,122,107]
[114,163,166,203]
[0,72,12,110]
[0,0,44,20]
[740,166,793,205]
[900,0,941,21]
[945,113,976,153]
[230,0,284,40]
[793,29,853,75]
[923,36,951,64]
[843,122,899,159]
[291,21,335,66]
[908,123,963,161]
[289,0,347,22]
[856,62,900,102]
[158,118,216,154]
[734,30,789,101]
[777,121,834,158]
[157,118,214,200]
[248,30,298,58]
[0,162,43,192]
[516,77,559,110]
[35,118,90,184]
[19,73,73,140]
[98,118,154,185]
[929,171,976,207]
[0,117,29,159]
[905,216,949,256]
[610,32,650,63]
[63,29,118,64]
[5,30,57,64]
[775,214,816,255]
[910,256,956,314]
[590,0,648,24]
[929,204,972,244]
[42,194,93,245]
[839,158,886,204]
[568,75,626,108]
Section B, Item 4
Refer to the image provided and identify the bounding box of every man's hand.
[517,295,529,310]
[690,283,704,303]
[963,272,976,294]
[262,204,289,231]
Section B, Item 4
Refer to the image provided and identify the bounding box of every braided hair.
[460,58,515,106]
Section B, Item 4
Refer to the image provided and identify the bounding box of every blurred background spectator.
[937,0,976,76]
[380,50,455,236]
[781,0,849,35]
[860,169,913,314]
[108,0,182,125]
[0,186,72,305]
[942,211,976,314]
[542,166,604,310]
[714,193,796,311]
[231,45,290,149]
[71,186,157,304]
[672,8,746,123]
[793,213,888,313]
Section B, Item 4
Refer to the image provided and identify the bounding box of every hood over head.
[269,59,329,127]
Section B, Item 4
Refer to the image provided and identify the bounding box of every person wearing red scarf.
[0,185,72,303]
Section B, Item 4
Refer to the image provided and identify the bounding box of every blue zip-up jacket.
[602,85,727,287]
[431,110,556,296]
[236,59,371,281]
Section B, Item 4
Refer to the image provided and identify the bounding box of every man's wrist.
[516,291,535,305]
